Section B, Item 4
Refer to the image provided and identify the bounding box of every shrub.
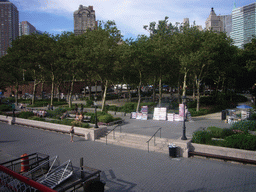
[118,103,137,113]
[189,108,210,116]
[224,134,256,150]
[86,100,94,107]
[98,114,114,123]
[0,104,12,111]
[47,107,67,118]
[192,130,213,144]
[220,128,235,138]
[17,111,34,119]
[107,105,119,111]
[231,120,256,132]
[28,116,45,121]
[187,100,196,108]
[249,113,256,120]
[207,127,223,138]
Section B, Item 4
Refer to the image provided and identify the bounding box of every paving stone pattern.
[1,122,256,191]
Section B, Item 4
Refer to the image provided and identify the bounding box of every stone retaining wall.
[189,143,256,161]
[0,115,107,141]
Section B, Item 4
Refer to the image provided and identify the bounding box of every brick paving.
[1,120,256,191]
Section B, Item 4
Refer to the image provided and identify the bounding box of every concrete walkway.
[1,122,256,191]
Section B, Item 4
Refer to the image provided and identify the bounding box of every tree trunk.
[32,79,37,105]
[57,84,60,102]
[15,82,18,106]
[50,75,54,106]
[192,83,196,101]
[101,80,108,111]
[178,74,181,103]
[68,78,74,108]
[158,78,162,106]
[182,71,187,97]
[153,76,156,102]
[196,80,201,112]
[41,81,44,100]
[136,71,142,112]
[89,81,92,99]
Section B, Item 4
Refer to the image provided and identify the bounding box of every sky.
[10,0,256,40]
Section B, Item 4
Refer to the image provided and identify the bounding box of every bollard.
[20,153,29,172]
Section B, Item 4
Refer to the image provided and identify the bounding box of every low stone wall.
[0,115,107,141]
[189,143,256,161]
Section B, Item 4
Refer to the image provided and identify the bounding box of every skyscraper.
[0,0,19,57]
[230,3,256,48]
[205,8,232,36]
[74,5,97,35]
[19,21,37,36]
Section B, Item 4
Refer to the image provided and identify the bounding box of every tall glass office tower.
[230,3,256,48]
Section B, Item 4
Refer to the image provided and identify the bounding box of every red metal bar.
[0,165,56,192]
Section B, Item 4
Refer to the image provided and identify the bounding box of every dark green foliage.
[28,116,45,121]
[249,113,256,120]
[0,104,12,111]
[17,111,34,119]
[188,108,210,116]
[220,128,235,138]
[207,127,223,138]
[231,120,256,132]
[187,100,196,108]
[29,99,66,107]
[86,100,94,107]
[46,107,67,118]
[191,131,213,144]
[224,134,256,150]
[106,105,118,111]
[118,103,137,113]
[98,114,114,123]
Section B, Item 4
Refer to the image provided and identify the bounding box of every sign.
[167,113,174,121]
[141,106,148,113]
[153,107,167,121]
[136,113,142,120]
[131,112,137,119]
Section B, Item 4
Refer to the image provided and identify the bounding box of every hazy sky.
[11,0,256,40]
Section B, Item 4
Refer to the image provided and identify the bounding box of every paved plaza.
[1,113,256,191]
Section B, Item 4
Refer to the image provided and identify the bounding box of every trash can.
[168,144,177,158]
[221,110,226,120]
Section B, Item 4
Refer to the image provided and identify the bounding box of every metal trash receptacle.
[221,110,226,120]
[168,144,177,157]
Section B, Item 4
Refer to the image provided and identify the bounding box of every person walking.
[70,125,74,142]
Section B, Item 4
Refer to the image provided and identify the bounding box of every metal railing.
[37,160,73,189]
[1,153,50,174]
[106,122,123,145]
[0,165,56,192]
[146,127,162,153]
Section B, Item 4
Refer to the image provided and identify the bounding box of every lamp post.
[94,95,98,128]
[181,95,187,140]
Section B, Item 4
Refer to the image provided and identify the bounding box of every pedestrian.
[80,103,83,113]
[47,103,50,110]
[50,105,53,110]
[70,125,74,142]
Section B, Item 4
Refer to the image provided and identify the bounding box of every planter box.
[189,142,256,161]
[116,112,126,116]
[108,111,116,115]
[0,115,107,141]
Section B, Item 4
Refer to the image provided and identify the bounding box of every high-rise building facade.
[230,3,256,48]
[0,0,19,57]
[19,21,37,36]
[74,5,97,35]
[205,8,232,36]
